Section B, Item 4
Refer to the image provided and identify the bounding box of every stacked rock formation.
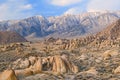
[0,55,79,80]
[11,55,78,75]
[0,55,78,80]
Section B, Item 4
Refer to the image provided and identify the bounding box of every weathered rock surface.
[114,66,120,74]
[85,67,98,75]
[8,55,78,78]
[103,49,120,60]
[0,69,17,80]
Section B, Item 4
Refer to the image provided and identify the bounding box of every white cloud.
[20,4,32,10]
[64,0,120,15]
[87,0,120,12]
[49,0,83,6]
[0,0,33,21]
[64,7,84,14]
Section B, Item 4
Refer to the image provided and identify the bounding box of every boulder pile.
[0,55,78,80]
[11,55,78,75]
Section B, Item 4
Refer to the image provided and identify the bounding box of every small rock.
[114,66,120,74]
[20,58,30,69]
[85,67,98,75]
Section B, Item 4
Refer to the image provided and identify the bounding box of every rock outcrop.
[9,55,78,77]
[0,55,78,79]
[0,69,17,80]
[114,66,120,74]
[0,43,25,53]
[85,67,98,75]
[103,49,120,60]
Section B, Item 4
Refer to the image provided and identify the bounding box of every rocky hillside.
[86,19,120,48]
[51,19,120,50]
[0,11,120,39]
[0,31,27,44]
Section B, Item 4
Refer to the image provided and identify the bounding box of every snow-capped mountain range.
[0,11,120,39]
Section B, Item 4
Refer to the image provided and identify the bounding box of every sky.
[0,0,120,20]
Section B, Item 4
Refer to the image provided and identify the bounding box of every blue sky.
[0,0,120,20]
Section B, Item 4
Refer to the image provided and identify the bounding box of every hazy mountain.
[0,11,120,39]
[0,31,27,44]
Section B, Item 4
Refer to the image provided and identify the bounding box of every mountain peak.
[0,11,120,39]
[24,15,45,21]
[33,15,44,19]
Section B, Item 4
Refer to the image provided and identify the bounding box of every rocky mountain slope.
[0,11,120,39]
[90,19,120,48]
[0,31,27,44]
[41,19,120,51]
[96,19,120,40]
[66,19,120,49]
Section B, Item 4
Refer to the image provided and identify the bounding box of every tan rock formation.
[61,54,78,73]
[85,67,98,75]
[15,68,33,77]
[0,69,17,80]
[52,55,67,74]
[113,66,120,74]
[20,58,30,69]
[10,55,78,77]
[15,47,24,54]
[28,56,36,65]
[55,39,63,45]
[31,57,42,74]
[41,55,79,74]
[103,49,119,60]
[15,57,42,76]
